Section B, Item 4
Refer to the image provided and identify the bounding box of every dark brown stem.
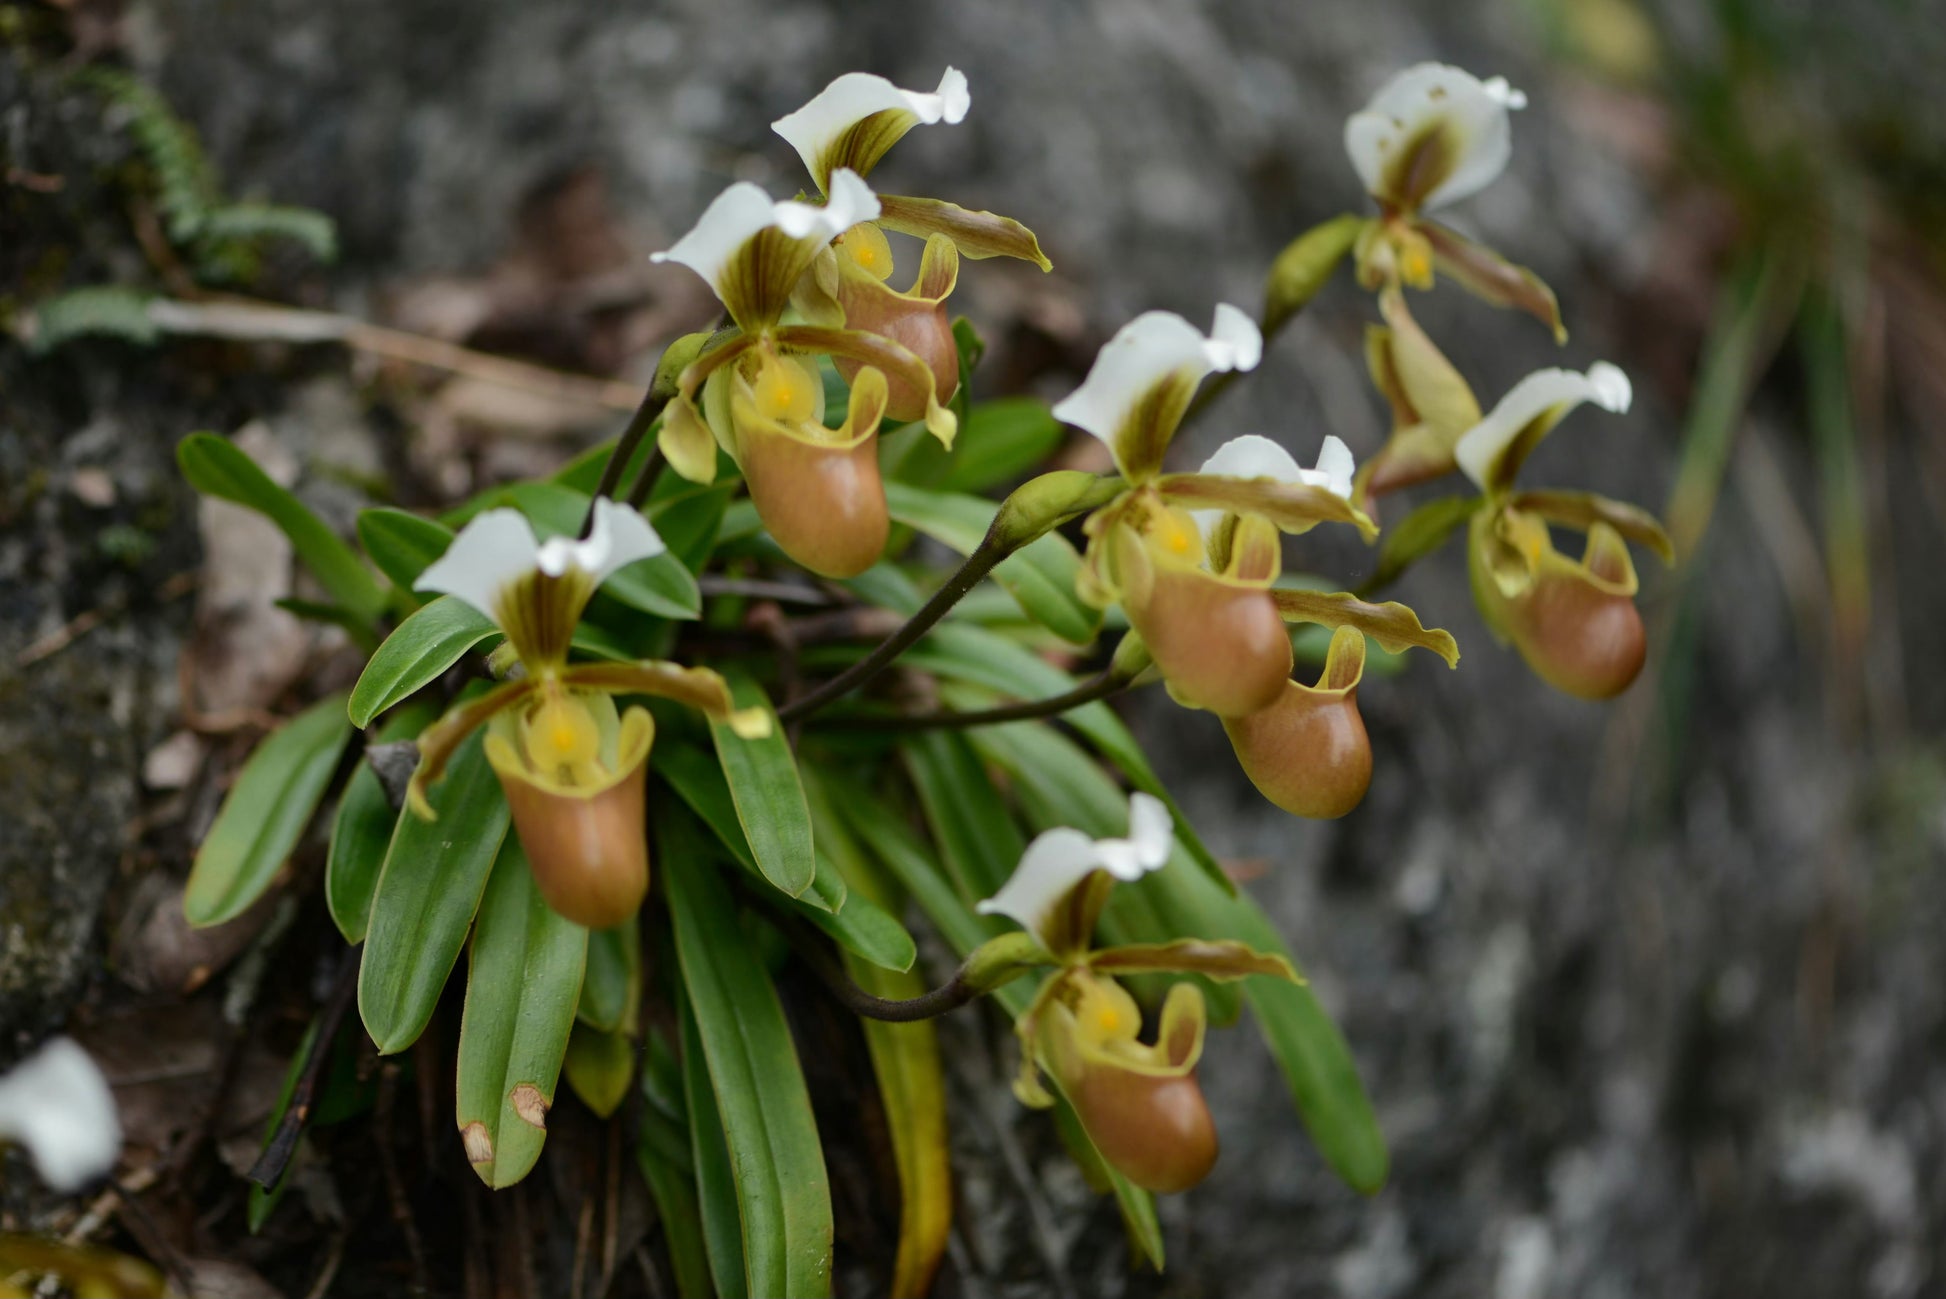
[796,937,982,1022]
[775,537,1008,723]
[582,389,669,534]
[246,951,361,1188]
[621,444,667,512]
[835,667,1129,731]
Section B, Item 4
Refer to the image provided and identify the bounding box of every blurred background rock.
[4,0,1945,1295]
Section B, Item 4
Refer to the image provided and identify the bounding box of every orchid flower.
[651,170,954,576]
[407,500,766,926]
[1049,305,1376,715]
[972,791,1293,1193]
[1455,362,1672,699]
[772,68,1043,428]
[0,1037,120,1192]
[1343,63,1564,340]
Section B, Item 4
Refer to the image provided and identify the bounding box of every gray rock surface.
[7,0,1944,1294]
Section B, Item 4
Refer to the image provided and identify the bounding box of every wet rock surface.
[6,1,1944,1295]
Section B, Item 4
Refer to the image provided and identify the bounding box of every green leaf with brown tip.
[455,838,588,1188]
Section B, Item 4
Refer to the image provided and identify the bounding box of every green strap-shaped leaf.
[348,595,498,728]
[898,730,1024,904]
[184,691,353,928]
[638,1029,716,1299]
[563,1023,636,1119]
[662,812,833,1299]
[576,916,641,1034]
[358,729,511,1054]
[356,507,456,594]
[326,700,438,943]
[661,739,924,970]
[705,674,815,898]
[834,837,953,1299]
[678,1000,749,1299]
[901,621,1233,894]
[177,433,386,622]
[884,480,1101,645]
[455,839,588,1188]
[848,956,953,1298]
[939,397,1068,495]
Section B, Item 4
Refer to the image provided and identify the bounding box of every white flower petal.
[0,1037,121,1191]
[1307,434,1357,500]
[772,68,970,184]
[1192,434,1356,536]
[820,168,883,234]
[1051,305,1261,454]
[416,508,543,622]
[1198,433,1306,484]
[651,177,879,300]
[1454,362,1633,488]
[535,498,666,583]
[975,793,1173,949]
[975,827,1101,949]
[1344,63,1524,211]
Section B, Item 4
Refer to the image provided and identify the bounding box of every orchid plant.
[163,60,1668,1297]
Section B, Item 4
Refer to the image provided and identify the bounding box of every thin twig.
[696,576,835,606]
[776,538,1008,723]
[785,922,982,1022]
[833,668,1129,731]
[246,953,361,1188]
[622,446,667,512]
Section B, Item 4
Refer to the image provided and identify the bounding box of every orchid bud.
[1112,514,1291,718]
[484,691,654,928]
[1223,625,1372,818]
[830,227,961,422]
[1040,978,1217,1194]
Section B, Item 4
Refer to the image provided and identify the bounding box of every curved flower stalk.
[1456,362,1673,699]
[651,170,955,577]
[1056,306,1375,716]
[777,68,1049,422]
[973,793,1295,1193]
[410,499,768,927]
[1343,63,1565,340]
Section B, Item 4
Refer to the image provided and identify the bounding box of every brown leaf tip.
[460,1121,494,1165]
[510,1083,550,1129]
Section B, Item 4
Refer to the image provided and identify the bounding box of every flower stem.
[775,471,1122,724]
[775,535,1008,723]
[834,667,1130,731]
[581,388,669,534]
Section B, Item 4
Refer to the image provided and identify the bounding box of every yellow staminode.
[838,222,895,281]
[525,693,603,783]
[751,354,819,425]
